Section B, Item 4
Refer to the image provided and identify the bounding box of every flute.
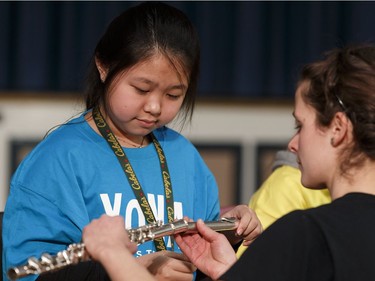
[7,217,237,280]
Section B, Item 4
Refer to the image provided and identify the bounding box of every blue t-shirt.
[2,113,220,281]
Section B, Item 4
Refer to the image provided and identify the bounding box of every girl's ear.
[95,57,108,83]
[330,111,352,147]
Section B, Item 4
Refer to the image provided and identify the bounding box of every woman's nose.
[288,134,298,153]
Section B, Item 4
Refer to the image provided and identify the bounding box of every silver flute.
[7,217,238,280]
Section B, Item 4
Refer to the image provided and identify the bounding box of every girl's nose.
[144,96,161,115]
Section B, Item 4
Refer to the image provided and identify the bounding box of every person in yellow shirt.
[236,150,331,257]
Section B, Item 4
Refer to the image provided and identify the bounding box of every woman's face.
[288,82,334,189]
[102,53,188,139]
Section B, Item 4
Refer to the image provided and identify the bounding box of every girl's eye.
[168,94,180,100]
[167,94,181,100]
[135,87,149,94]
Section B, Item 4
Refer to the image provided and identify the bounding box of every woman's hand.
[175,219,237,280]
[82,214,137,262]
[83,215,156,281]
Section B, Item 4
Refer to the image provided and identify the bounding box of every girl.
[3,2,260,281]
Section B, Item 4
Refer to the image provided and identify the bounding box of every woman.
[175,44,375,280]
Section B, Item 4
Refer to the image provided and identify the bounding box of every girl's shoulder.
[23,113,97,161]
[41,112,101,147]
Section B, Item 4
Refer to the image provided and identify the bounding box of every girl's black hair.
[84,2,200,127]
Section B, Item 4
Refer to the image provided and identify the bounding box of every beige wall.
[0,95,295,211]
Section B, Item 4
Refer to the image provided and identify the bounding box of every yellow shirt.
[236,165,331,257]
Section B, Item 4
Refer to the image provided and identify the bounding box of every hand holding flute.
[7,215,238,280]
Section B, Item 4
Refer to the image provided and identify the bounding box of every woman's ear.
[330,111,352,147]
[95,57,108,83]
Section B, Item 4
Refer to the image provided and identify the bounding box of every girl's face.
[288,82,334,189]
[103,54,188,139]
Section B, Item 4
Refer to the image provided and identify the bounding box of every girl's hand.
[137,251,196,281]
[221,205,263,246]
